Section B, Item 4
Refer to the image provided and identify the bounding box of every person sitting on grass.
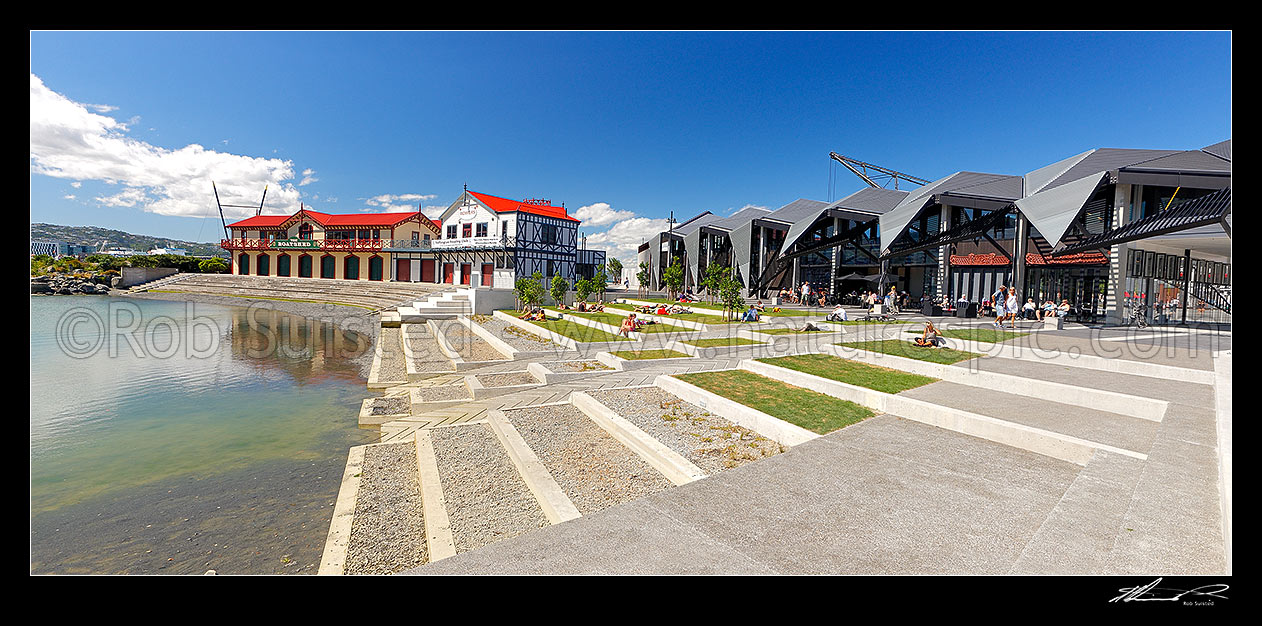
[826,304,848,322]
[741,305,760,322]
[753,300,766,312]
[618,314,637,337]
[592,299,605,312]
[913,321,945,347]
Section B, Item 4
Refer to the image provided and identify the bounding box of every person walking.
[991,285,1008,328]
[1005,289,1020,329]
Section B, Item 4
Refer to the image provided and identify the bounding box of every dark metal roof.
[1054,186,1231,256]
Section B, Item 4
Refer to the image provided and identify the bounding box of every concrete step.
[1009,449,1145,574]
[958,357,1215,409]
[897,381,1158,457]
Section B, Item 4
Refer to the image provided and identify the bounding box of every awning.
[1012,172,1108,248]
[1054,186,1231,256]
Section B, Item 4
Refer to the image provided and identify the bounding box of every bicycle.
[863,306,900,322]
[1126,303,1149,329]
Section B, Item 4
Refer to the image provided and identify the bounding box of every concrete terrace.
[320,295,1229,576]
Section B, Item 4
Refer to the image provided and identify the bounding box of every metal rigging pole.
[829,153,931,190]
[214,182,272,240]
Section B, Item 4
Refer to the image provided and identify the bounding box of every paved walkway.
[398,327,1227,574]
[350,310,1229,575]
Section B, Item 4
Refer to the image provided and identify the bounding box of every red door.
[421,260,435,283]
[396,259,410,282]
[443,263,454,284]
[481,264,493,287]
[460,264,472,285]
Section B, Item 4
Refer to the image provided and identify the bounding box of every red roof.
[467,191,579,222]
[229,208,439,231]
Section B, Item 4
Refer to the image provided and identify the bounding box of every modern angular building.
[222,188,606,289]
[637,140,1231,325]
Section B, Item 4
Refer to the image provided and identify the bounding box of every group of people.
[561,299,604,312]
[778,282,831,307]
[618,312,655,337]
[634,303,692,316]
[987,285,1072,328]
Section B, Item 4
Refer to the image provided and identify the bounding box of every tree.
[549,274,568,307]
[575,276,595,303]
[199,257,230,274]
[661,260,684,300]
[607,258,623,287]
[636,262,651,298]
[700,263,726,304]
[514,272,546,311]
[592,265,608,300]
[719,272,745,321]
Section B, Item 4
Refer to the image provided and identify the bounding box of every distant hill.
[30,223,229,257]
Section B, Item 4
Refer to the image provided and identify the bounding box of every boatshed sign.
[272,239,321,249]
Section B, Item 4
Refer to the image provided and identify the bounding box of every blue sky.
[30,30,1231,262]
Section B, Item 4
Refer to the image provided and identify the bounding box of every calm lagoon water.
[30,295,377,574]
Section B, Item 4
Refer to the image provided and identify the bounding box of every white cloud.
[95,187,150,207]
[726,203,767,215]
[86,103,117,113]
[63,194,76,200]
[363,193,439,213]
[30,74,305,221]
[70,181,81,188]
[583,215,671,267]
[573,201,636,227]
[299,168,318,186]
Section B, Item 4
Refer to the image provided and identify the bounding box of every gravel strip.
[439,323,508,362]
[503,404,673,515]
[376,327,406,383]
[477,372,539,388]
[402,324,454,371]
[344,443,427,574]
[587,387,786,475]
[368,396,411,416]
[413,385,471,402]
[429,424,549,553]
[403,324,448,361]
[472,316,556,351]
[541,360,613,373]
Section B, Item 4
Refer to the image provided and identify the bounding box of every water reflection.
[227,304,371,384]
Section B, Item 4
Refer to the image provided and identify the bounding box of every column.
[1105,184,1135,325]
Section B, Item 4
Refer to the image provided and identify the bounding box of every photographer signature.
[1110,578,1229,603]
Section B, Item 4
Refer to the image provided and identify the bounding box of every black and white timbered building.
[386,189,605,288]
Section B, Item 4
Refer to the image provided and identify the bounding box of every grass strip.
[681,337,763,347]
[821,318,917,325]
[524,317,631,342]
[838,339,980,364]
[675,369,873,434]
[623,297,819,317]
[903,328,1027,343]
[756,354,937,394]
[750,326,843,335]
[605,302,738,324]
[609,349,692,360]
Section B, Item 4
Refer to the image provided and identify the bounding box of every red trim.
[949,251,1108,267]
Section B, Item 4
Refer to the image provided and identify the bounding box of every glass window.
[462,223,472,238]
[446,224,457,239]
[476,223,488,237]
